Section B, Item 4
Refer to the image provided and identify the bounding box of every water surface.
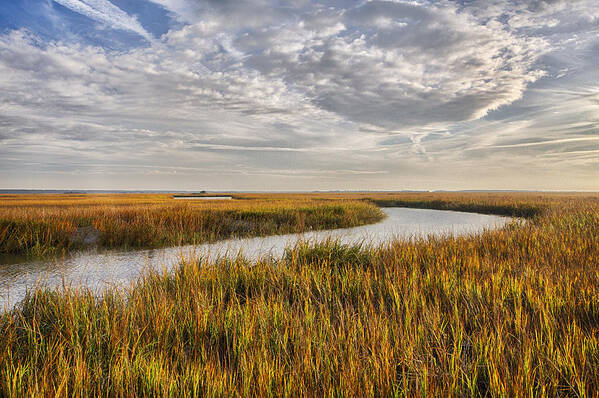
[0,208,510,310]
[173,196,233,200]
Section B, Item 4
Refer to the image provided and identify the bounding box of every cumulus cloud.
[0,0,598,190]
[146,0,552,128]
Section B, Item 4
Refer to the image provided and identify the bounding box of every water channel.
[0,207,512,310]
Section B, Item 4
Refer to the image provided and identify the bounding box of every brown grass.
[1,192,598,396]
[0,193,384,257]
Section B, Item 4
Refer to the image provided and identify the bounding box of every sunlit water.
[0,208,511,310]
[173,196,233,200]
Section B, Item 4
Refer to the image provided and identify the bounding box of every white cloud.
[0,0,598,190]
[52,0,153,40]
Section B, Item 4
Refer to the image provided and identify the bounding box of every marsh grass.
[0,194,384,257]
[1,193,599,396]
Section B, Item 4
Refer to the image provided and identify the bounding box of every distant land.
[0,189,594,195]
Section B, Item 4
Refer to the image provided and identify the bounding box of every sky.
[0,0,598,191]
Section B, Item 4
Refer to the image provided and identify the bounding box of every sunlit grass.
[1,192,598,395]
[0,194,384,257]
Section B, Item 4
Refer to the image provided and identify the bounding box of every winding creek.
[0,208,512,310]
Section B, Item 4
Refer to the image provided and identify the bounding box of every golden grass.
[0,194,384,257]
[1,192,599,396]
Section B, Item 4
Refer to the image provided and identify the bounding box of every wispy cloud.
[53,0,153,40]
[0,0,598,190]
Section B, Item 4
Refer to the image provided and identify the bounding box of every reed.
[1,192,598,396]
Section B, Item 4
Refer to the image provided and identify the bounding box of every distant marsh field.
[1,192,598,396]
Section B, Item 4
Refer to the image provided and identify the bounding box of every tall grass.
[0,194,384,257]
[1,193,598,395]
